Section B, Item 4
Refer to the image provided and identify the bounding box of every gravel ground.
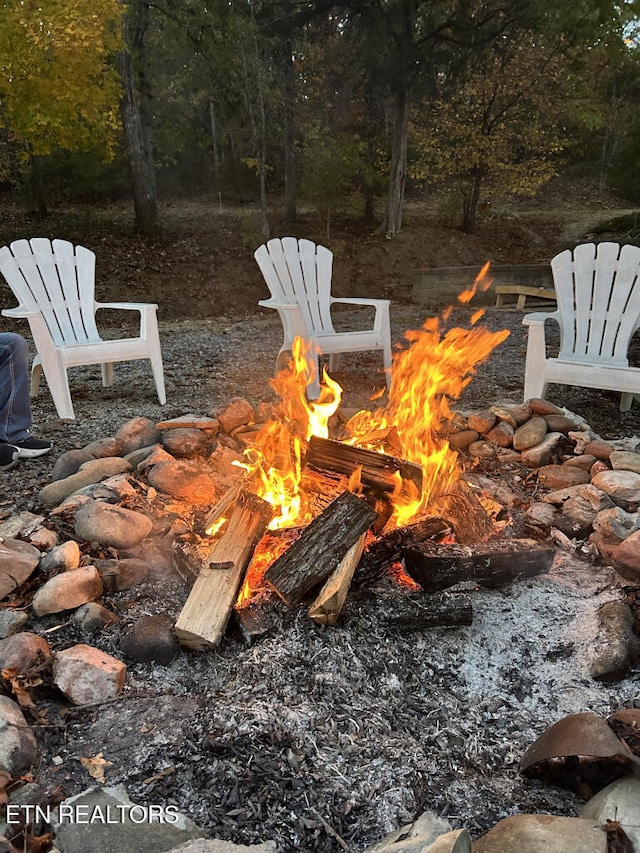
[2,299,640,853]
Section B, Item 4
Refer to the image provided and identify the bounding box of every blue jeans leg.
[0,332,33,442]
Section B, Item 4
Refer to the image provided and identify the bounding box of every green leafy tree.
[0,0,124,213]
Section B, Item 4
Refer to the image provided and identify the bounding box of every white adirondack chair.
[255,237,392,398]
[0,238,166,420]
[523,241,640,412]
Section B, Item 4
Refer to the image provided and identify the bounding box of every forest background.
[1,0,640,246]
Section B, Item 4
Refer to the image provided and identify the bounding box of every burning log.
[404,538,555,593]
[308,533,367,626]
[305,435,423,498]
[439,481,496,544]
[175,492,273,650]
[355,516,453,584]
[265,490,378,606]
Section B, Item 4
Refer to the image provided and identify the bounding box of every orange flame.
[237,337,342,530]
[345,265,508,526]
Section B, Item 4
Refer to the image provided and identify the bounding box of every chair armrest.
[2,306,40,319]
[95,301,159,312]
[331,297,390,309]
[258,298,298,310]
[522,310,559,327]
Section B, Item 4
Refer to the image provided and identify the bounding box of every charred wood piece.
[305,435,423,498]
[404,538,554,593]
[265,490,378,606]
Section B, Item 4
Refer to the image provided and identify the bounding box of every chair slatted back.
[0,238,100,347]
[553,241,640,366]
[255,237,335,335]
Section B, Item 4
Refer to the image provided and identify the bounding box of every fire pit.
[0,298,638,853]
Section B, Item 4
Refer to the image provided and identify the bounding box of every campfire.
[174,273,523,650]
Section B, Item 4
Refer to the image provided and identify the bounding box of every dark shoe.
[8,434,53,458]
[0,444,19,472]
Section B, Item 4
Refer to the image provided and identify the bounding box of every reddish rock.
[584,440,614,461]
[52,644,126,705]
[537,464,590,490]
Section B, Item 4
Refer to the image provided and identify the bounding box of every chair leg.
[41,360,76,420]
[148,354,166,405]
[306,352,321,400]
[101,363,114,387]
[620,392,634,412]
[383,342,393,389]
[329,353,341,372]
[30,359,42,398]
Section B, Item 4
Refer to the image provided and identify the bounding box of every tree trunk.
[383,88,410,237]
[282,38,297,225]
[117,6,157,235]
[461,169,484,234]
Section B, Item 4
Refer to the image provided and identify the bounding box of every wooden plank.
[265,490,378,605]
[495,284,556,309]
[308,533,366,626]
[175,492,272,650]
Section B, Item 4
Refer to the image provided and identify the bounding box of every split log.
[201,472,251,534]
[366,591,473,630]
[439,480,495,544]
[404,538,555,593]
[308,533,366,626]
[265,490,378,606]
[305,435,423,497]
[175,492,272,650]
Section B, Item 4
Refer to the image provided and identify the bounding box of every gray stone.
[0,633,50,673]
[74,502,153,550]
[32,566,103,617]
[0,696,37,776]
[125,443,162,469]
[591,469,640,512]
[50,449,95,482]
[52,784,207,853]
[38,540,81,573]
[543,483,613,511]
[0,610,28,639]
[114,417,162,454]
[365,811,453,853]
[167,842,276,853]
[39,458,133,507]
[581,777,640,851]
[52,644,126,705]
[472,814,607,852]
[525,501,557,528]
[554,496,598,539]
[589,599,640,681]
[610,449,640,474]
[121,614,180,664]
